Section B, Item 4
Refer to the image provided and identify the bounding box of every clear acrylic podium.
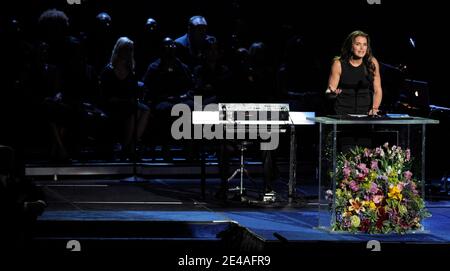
[308,116,439,231]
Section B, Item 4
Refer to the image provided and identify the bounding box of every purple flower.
[378,175,388,182]
[364,148,371,158]
[343,220,351,228]
[369,182,378,194]
[403,171,413,180]
[375,147,385,157]
[349,181,359,192]
[370,160,379,170]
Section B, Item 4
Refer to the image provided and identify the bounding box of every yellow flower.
[351,215,361,227]
[348,198,366,214]
[369,201,377,210]
[388,185,403,201]
[369,171,378,181]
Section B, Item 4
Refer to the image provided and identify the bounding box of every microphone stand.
[122,81,147,183]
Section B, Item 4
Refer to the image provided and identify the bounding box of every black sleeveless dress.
[335,60,372,115]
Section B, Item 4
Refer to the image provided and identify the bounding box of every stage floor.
[34,177,450,253]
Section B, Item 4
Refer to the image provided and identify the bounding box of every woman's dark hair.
[338,30,375,81]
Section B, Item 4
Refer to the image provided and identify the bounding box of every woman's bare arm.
[327,59,342,94]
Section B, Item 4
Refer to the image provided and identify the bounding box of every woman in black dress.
[100,37,150,157]
[327,30,382,115]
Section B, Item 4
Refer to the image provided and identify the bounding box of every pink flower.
[373,195,384,204]
[369,182,378,194]
[364,148,371,158]
[404,171,413,180]
[405,149,411,162]
[411,182,419,195]
[343,167,351,178]
[371,160,379,170]
[357,163,369,176]
[383,142,389,149]
[349,181,359,192]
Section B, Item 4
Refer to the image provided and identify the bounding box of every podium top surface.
[192,111,315,125]
[308,116,440,125]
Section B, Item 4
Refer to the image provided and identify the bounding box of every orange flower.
[348,198,366,214]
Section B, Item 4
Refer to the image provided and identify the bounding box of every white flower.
[386,166,392,174]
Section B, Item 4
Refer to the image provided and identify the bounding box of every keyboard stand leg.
[200,142,206,200]
[289,125,297,204]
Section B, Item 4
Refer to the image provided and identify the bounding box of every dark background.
[1,0,448,181]
[1,0,447,106]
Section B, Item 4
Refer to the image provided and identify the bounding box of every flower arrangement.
[328,143,430,234]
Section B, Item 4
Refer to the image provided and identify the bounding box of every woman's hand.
[331,88,342,95]
[325,87,342,98]
[368,108,380,115]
